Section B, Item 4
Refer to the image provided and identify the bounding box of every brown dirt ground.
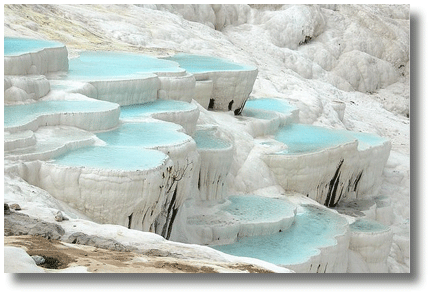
[4,235,275,273]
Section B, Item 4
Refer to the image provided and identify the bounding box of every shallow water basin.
[244,98,296,115]
[222,195,295,223]
[120,100,196,120]
[164,53,256,73]
[193,128,231,150]
[64,51,183,80]
[4,100,118,129]
[96,122,191,149]
[212,205,348,266]
[4,37,64,56]
[350,218,390,233]
[274,124,356,154]
[54,145,168,171]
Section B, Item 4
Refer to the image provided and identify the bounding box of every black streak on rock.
[324,159,344,207]
[166,206,178,240]
[234,99,248,115]
[334,186,344,207]
[329,174,341,207]
[228,100,234,111]
[353,171,363,192]
[128,213,133,229]
[197,174,201,190]
[161,185,178,240]
[208,98,215,110]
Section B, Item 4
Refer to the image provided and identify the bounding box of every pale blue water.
[244,98,296,115]
[164,53,256,73]
[212,205,347,265]
[96,122,190,148]
[65,51,182,80]
[275,124,356,154]
[120,100,195,120]
[350,218,390,233]
[4,37,64,56]
[241,108,278,120]
[350,131,388,150]
[54,146,167,171]
[274,124,388,154]
[53,121,188,171]
[222,195,295,223]
[4,100,118,128]
[193,129,231,150]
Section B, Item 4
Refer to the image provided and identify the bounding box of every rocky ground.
[4,204,277,273]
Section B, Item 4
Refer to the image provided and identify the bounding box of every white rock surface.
[3,4,411,274]
[17,157,176,233]
[88,75,160,106]
[193,68,258,114]
[4,246,45,273]
[157,72,196,102]
[4,75,50,103]
[349,224,394,273]
[4,96,121,134]
[4,45,68,75]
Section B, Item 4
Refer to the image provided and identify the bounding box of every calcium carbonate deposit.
[4,4,410,275]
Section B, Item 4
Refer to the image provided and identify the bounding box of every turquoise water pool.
[52,121,189,171]
[241,108,279,120]
[222,195,295,223]
[96,122,190,148]
[65,51,182,80]
[212,205,347,266]
[4,100,118,128]
[54,145,167,171]
[193,129,231,150]
[350,218,390,233]
[244,98,296,115]
[275,124,356,154]
[120,100,195,120]
[4,37,64,56]
[350,131,388,150]
[164,53,256,73]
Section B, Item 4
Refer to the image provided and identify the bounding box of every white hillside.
[4,4,410,274]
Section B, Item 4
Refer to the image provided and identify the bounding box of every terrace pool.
[120,100,196,120]
[96,122,191,149]
[241,108,279,120]
[350,131,389,150]
[274,124,356,154]
[54,145,168,171]
[65,51,183,80]
[4,37,64,56]
[222,195,295,223]
[212,205,347,266]
[52,121,190,171]
[4,100,118,129]
[244,98,296,115]
[164,53,256,73]
[193,129,231,150]
[350,218,390,233]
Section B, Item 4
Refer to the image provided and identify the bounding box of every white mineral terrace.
[4,37,69,75]
[192,126,234,201]
[4,34,397,273]
[181,195,297,246]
